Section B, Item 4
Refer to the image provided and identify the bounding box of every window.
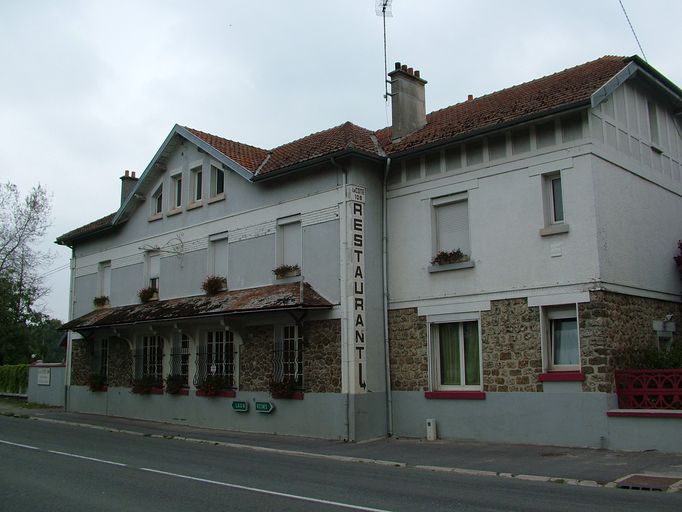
[92,338,108,383]
[190,165,203,203]
[169,333,190,386]
[135,335,164,383]
[431,321,481,389]
[548,174,564,223]
[151,184,163,216]
[542,305,580,371]
[195,330,234,388]
[647,101,660,147]
[98,261,111,297]
[277,216,302,269]
[273,325,303,387]
[171,173,182,209]
[433,194,470,258]
[210,165,225,198]
[148,252,160,292]
[209,232,229,277]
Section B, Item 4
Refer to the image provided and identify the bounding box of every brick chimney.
[120,170,138,205]
[389,62,428,140]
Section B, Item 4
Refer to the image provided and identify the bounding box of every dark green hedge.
[0,364,29,393]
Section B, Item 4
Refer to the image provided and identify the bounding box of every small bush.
[613,343,682,370]
[165,374,186,395]
[0,364,28,394]
[268,376,299,398]
[431,249,469,266]
[93,296,110,308]
[272,264,300,279]
[138,287,158,303]
[196,375,231,396]
[201,275,227,295]
[131,375,161,394]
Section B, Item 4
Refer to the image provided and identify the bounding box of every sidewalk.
[2,397,681,490]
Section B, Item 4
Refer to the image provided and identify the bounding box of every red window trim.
[150,387,164,395]
[166,388,189,396]
[424,391,486,400]
[607,410,682,419]
[538,371,585,382]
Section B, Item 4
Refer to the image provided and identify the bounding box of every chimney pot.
[467,94,474,101]
[125,170,129,177]
[120,169,139,205]
[394,62,401,70]
[132,171,136,178]
[401,64,407,71]
[414,70,420,78]
[407,67,414,75]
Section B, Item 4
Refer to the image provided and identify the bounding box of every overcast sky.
[1,0,680,322]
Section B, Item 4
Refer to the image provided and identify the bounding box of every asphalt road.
[1,415,680,512]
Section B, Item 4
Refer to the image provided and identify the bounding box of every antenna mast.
[376,0,393,101]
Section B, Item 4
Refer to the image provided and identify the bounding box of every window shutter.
[436,201,470,255]
[149,254,160,278]
[101,265,111,297]
[212,239,229,276]
[281,222,301,267]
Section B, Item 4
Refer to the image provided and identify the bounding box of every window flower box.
[614,369,682,410]
[138,286,158,303]
[131,376,163,394]
[165,374,188,395]
[92,296,110,308]
[430,249,469,266]
[272,264,301,280]
[195,375,233,397]
[201,275,227,295]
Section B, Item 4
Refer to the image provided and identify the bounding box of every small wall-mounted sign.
[231,400,249,412]
[255,401,274,414]
[37,367,51,386]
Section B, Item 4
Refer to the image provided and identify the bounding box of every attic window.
[647,101,660,147]
[151,184,163,216]
[210,165,225,199]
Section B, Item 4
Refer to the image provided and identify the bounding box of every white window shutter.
[436,201,470,255]
[212,239,229,276]
[149,254,160,278]
[281,222,301,267]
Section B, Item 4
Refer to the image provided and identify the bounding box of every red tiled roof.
[185,127,269,171]
[260,121,382,174]
[378,55,630,154]
[56,213,116,245]
[61,282,332,330]
[58,56,633,244]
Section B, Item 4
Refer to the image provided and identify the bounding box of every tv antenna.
[376,0,393,101]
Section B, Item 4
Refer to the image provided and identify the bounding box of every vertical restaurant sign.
[347,185,366,392]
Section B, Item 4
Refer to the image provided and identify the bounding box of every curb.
[2,412,623,489]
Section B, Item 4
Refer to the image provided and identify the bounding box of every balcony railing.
[614,369,682,410]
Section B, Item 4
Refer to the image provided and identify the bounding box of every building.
[58,55,682,451]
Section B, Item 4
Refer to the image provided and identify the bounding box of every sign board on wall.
[346,185,367,393]
[37,367,51,386]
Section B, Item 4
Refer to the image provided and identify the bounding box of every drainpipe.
[382,157,393,436]
[330,156,351,442]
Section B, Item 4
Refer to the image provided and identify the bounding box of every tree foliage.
[0,182,58,364]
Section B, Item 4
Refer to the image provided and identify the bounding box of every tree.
[0,182,52,365]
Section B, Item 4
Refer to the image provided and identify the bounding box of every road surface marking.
[48,449,127,467]
[140,467,393,512]
[0,439,39,450]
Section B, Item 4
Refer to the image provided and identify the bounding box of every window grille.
[169,333,190,386]
[92,338,109,384]
[273,325,303,387]
[134,335,164,384]
[194,330,234,388]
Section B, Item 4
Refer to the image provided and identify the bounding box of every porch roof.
[61,282,333,331]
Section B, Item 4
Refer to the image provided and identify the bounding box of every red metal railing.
[614,369,682,410]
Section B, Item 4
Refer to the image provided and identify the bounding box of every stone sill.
[207,193,225,205]
[424,391,486,400]
[195,389,236,398]
[272,391,305,400]
[538,371,585,382]
[539,223,570,237]
[607,409,682,419]
[428,261,475,273]
[187,201,203,211]
[148,213,163,222]
[166,207,182,217]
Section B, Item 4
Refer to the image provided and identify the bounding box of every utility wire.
[618,0,647,62]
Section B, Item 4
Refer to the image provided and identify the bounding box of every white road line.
[140,467,393,512]
[47,450,127,467]
[0,439,39,450]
